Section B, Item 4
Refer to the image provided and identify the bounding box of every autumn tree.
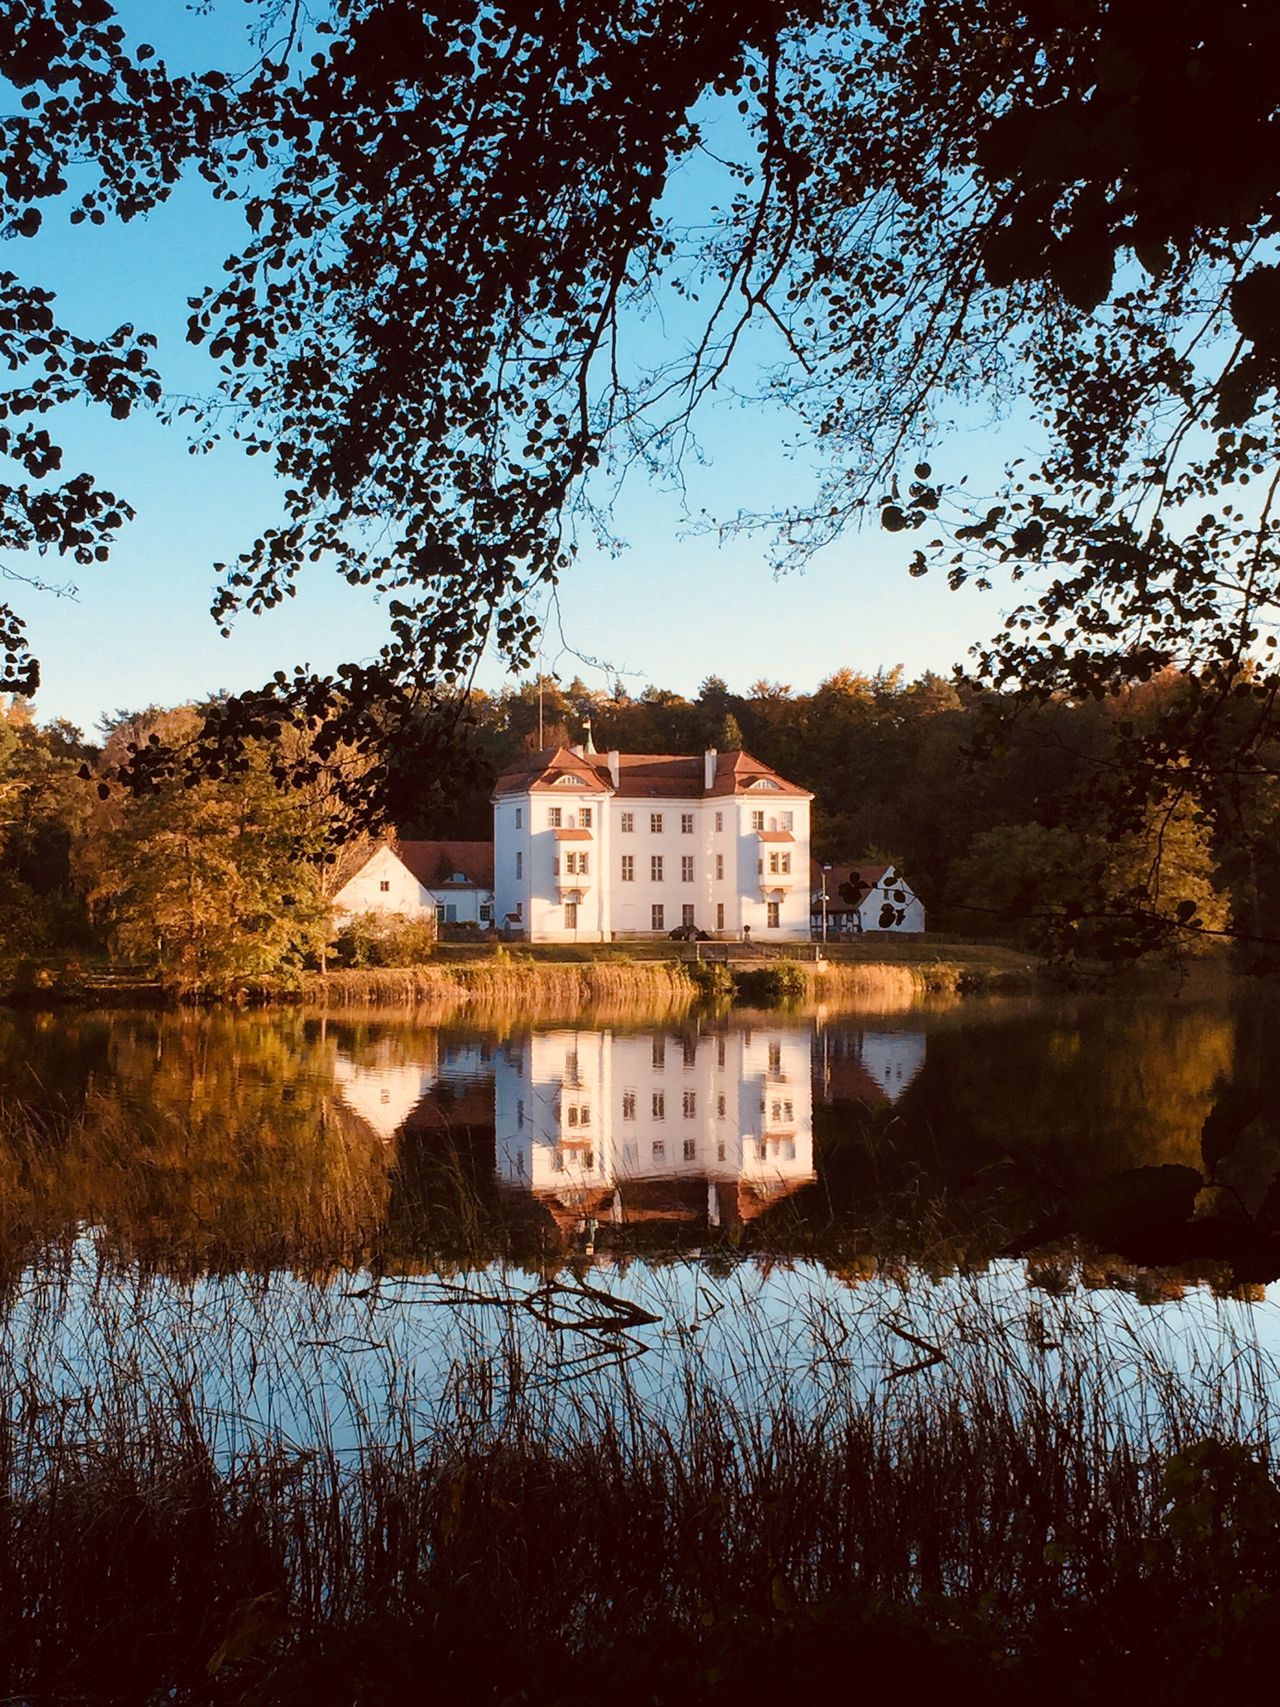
[82,707,331,986]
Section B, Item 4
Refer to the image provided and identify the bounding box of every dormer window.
[554,773,585,786]
[749,778,781,790]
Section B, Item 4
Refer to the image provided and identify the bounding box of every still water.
[5,985,1280,1458]
[0,984,1274,1279]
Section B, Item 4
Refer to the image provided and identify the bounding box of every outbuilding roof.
[392,839,494,890]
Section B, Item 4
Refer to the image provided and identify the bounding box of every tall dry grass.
[2,1255,1280,1700]
[303,959,700,1021]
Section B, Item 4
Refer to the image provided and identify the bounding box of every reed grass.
[301,959,701,1020]
[2,1255,1280,1700]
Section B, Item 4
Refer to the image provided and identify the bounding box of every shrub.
[689,960,735,1002]
[331,911,436,968]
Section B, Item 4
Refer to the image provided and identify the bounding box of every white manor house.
[493,743,812,943]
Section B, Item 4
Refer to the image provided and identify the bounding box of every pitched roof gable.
[492,746,810,800]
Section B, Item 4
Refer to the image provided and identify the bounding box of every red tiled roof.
[758,829,796,843]
[492,746,810,801]
[553,827,593,841]
[393,839,494,889]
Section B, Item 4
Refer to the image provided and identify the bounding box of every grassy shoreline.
[0,939,1042,1014]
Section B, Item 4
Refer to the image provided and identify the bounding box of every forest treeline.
[2,664,1273,983]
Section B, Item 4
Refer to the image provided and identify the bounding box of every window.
[652,1038,665,1069]
[479,903,492,923]
[681,855,694,882]
[652,904,665,930]
[567,1105,579,1126]
[514,901,523,920]
[683,1139,697,1162]
[583,1151,595,1170]
[548,806,562,827]
[553,855,560,876]
[716,1141,726,1162]
[652,1092,665,1120]
[681,813,694,834]
[621,811,634,832]
[683,1036,697,1067]
[553,1149,564,1173]
[751,810,765,831]
[781,853,791,874]
[716,903,724,930]
[767,901,780,928]
[515,851,522,878]
[650,812,663,833]
[621,854,635,881]
[771,1102,781,1122]
[515,808,522,828]
[682,903,695,928]
[717,1094,726,1118]
[379,879,390,892]
[715,854,724,881]
[581,807,592,828]
[781,811,793,831]
[751,778,781,790]
[783,1100,794,1120]
[682,1090,696,1117]
[652,1139,666,1161]
[516,1098,524,1128]
[580,1105,592,1126]
[565,900,578,928]
[769,1043,781,1075]
[758,1140,768,1161]
[717,1037,726,1067]
[623,1091,637,1120]
[769,852,780,874]
[715,811,723,832]
[565,1050,580,1084]
[651,855,664,882]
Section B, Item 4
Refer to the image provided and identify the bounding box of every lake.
[7,983,1280,1698]
[0,982,1274,1284]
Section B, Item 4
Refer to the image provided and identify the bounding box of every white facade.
[494,1025,815,1225]
[812,863,926,935]
[494,748,812,943]
[333,842,495,928]
[852,867,925,933]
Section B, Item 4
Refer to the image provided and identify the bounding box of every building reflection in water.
[815,1026,926,1107]
[328,1020,928,1244]
[495,1027,816,1236]
[332,1037,496,1142]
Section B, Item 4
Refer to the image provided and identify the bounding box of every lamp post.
[821,864,832,945]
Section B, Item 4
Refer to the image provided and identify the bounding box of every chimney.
[704,748,718,790]
[606,749,620,788]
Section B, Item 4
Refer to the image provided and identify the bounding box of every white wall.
[496,774,811,943]
[332,845,428,918]
[856,868,926,934]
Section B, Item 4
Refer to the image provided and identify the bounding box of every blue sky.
[7,4,1030,736]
